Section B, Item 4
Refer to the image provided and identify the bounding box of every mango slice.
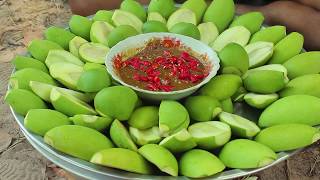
[90,21,114,46]
[12,55,48,73]
[198,22,219,45]
[230,12,264,34]
[128,106,159,130]
[148,0,175,19]
[70,114,113,132]
[69,15,92,40]
[27,39,63,62]
[245,41,274,68]
[110,119,138,151]
[231,86,247,102]
[180,149,225,178]
[159,129,196,153]
[44,125,113,161]
[169,22,200,40]
[129,126,162,146]
[181,0,207,23]
[44,26,76,50]
[220,98,234,113]
[147,12,166,24]
[91,148,152,174]
[142,21,168,33]
[250,25,286,44]
[219,139,277,169]
[69,36,88,58]
[112,10,143,33]
[25,109,71,136]
[107,25,139,47]
[167,8,197,30]
[45,49,84,68]
[77,68,111,92]
[83,62,106,70]
[93,10,113,24]
[245,64,289,83]
[120,0,146,22]
[78,43,109,64]
[244,93,279,109]
[138,144,178,176]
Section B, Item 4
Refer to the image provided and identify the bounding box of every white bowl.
[105,32,220,101]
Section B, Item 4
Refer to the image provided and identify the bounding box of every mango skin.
[255,124,320,152]
[128,106,159,130]
[203,0,235,33]
[219,139,277,169]
[77,68,111,93]
[181,0,207,23]
[12,55,48,73]
[27,39,63,62]
[283,51,320,79]
[169,22,200,40]
[5,89,47,116]
[268,32,304,64]
[230,12,264,34]
[159,129,196,153]
[69,15,92,40]
[200,74,242,100]
[250,25,286,44]
[45,26,76,50]
[44,125,113,161]
[70,114,113,132]
[25,109,71,136]
[110,119,138,151]
[259,95,320,127]
[142,21,168,33]
[148,0,176,19]
[280,74,320,98]
[93,10,113,24]
[107,25,139,47]
[220,98,234,113]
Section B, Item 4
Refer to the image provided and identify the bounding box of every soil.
[0,0,319,180]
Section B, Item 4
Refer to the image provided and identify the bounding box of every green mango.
[44,125,113,161]
[167,9,197,30]
[245,64,289,83]
[45,49,84,68]
[110,119,138,151]
[218,112,260,138]
[243,70,286,94]
[181,0,207,23]
[25,109,71,136]
[250,25,286,44]
[10,68,57,90]
[244,93,279,109]
[94,86,138,120]
[230,12,264,34]
[78,43,110,64]
[147,12,166,23]
[83,62,106,70]
[120,0,146,22]
[69,36,88,58]
[107,25,139,47]
[139,144,178,176]
[203,0,235,33]
[159,129,196,153]
[231,86,247,102]
[283,51,320,79]
[142,21,168,33]
[128,106,159,130]
[220,98,234,113]
[27,39,63,62]
[50,88,96,116]
[219,43,249,75]
[188,121,231,150]
[129,126,162,146]
[198,22,219,45]
[112,10,143,33]
[90,21,114,46]
[219,139,277,169]
[159,100,189,136]
[91,148,152,174]
[169,22,200,40]
[93,10,113,24]
[5,89,47,115]
[199,74,242,100]
[69,15,92,40]
[180,149,225,178]
[259,95,320,127]
[245,41,274,68]
[255,124,320,152]
[268,32,304,64]
[44,26,76,50]
[70,114,113,132]
[148,0,175,19]
[280,74,320,98]
[211,26,251,52]
[185,95,222,122]
[77,68,111,93]
[12,55,48,73]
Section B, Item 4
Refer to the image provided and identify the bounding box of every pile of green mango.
[5,0,320,178]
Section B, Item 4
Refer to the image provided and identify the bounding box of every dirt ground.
[0,0,319,179]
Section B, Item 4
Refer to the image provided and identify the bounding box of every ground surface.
[0,0,319,180]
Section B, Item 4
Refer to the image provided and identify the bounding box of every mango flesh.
[107,25,139,47]
[5,89,47,116]
[180,149,225,178]
[268,32,304,64]
[79,43,110,64]
[167,8,197,30]
[245,64,289,83]
[128,106,159,130]
[24,109,71,136]
[44,125,113,161]
[69,36,88,58]
[211,26,251,52]
[199,74,242,100]
[45,49,84,68]
[220,98,234,113]
[230,12,264,34]
[70,114,113,132]
[244,93,279,109]
[142,21,168,33]
[283,51,320,79]
[77,68,111,92]
[159,129,196,153]
[90,148,152,174]
[120,0,146,22]
[110,119,138,151]
[250,25,286,44]
[203,0,235,33]
[147,12,166,24]
[188,121,231,150]
[27,39,63,62]
[148,0,175,19]
[94,86,138,120]
[12,55,48,73]
[255,124,320,152]
[90,21,114,46]
[93,10,113,24]
[44,26,76,50]
[259,95,320,127]
[69,15,92,40]
[198,22,219,45]
[181,0,207,23]
[112,10,143,33]
[169,22,200,40]
[138,144,178,176]
[245,41,274,68]
[219,139,277,169]
[129,127,162,146]
[83,62,106,70]
[185,95,222,122]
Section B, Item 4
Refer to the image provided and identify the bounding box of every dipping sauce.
[113,38,210,92]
